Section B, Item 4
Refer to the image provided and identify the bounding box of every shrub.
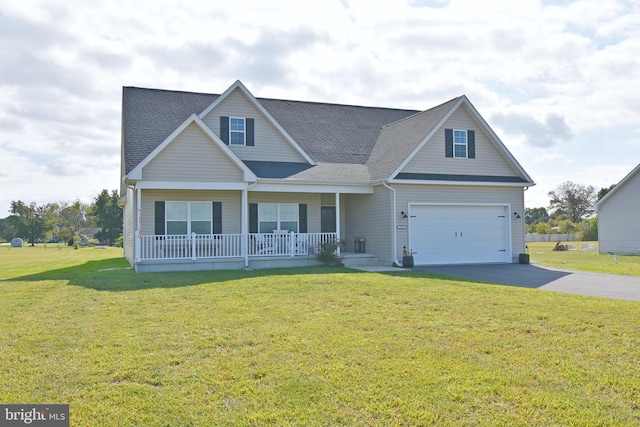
[316,240,338,265]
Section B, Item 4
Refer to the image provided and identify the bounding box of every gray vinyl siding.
[201,89,307,163]
[344,186,392,261]
[320,193,336,206]
[598,173,640,254]
[141,190,242,235]
[401,106,517,177]
[393,184,526,261]
[142,123,244,182]
[123,186,135,264]
[249,193,322,233]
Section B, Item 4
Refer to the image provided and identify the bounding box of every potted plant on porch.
[402,246,414,268]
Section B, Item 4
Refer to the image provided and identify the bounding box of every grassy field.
[1,245,639,426]
[528,241,640,276]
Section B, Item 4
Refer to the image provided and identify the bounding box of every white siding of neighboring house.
[401,106,517,178]
[201,88,308,163]
[392,184,526,262]
[344,186,392,261]
[142,123,245,182]
[598,171,640,254]
[123,186,135,264]
[141,190,242,235]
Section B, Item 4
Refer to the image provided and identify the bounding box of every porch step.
[341,253,379,268]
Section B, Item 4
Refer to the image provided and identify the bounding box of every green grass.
[1,246,639,426]
[528,241,640,276]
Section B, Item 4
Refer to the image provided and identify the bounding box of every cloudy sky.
[1,0,639,217]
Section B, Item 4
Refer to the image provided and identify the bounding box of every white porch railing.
[248,232,337,257]
[139,233,243,260]
[139,232,337,260]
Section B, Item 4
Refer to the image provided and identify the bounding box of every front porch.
[134,232,379,272]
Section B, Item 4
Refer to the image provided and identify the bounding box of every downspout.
[382,181,401,266]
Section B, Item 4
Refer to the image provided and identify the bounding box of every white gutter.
[382,181,401,266]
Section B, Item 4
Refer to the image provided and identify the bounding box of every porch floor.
[339,252,380,268]
[134,251,382,272]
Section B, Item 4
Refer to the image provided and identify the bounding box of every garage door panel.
[409,205,509,265]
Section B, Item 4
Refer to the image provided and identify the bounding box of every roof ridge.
[258,96,420,113]
[382,96,463,128]
[123,86,221,97]
[123,86,421,113]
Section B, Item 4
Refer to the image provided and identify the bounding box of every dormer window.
[230,117,246,145]
[220,116,255,146]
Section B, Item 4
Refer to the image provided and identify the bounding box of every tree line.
[525,181,615,241]
[0,189,123,246]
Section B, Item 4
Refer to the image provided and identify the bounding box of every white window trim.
[258,203,299,233]
[229,117,246,146]
[453,129,468,159]
[166,201,213,235]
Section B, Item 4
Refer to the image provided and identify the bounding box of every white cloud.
[492,112,573,148]
[0,0,639,215]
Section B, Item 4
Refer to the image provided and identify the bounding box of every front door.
[321,206,336,233]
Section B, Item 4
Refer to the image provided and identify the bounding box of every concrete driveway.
[413,263,640,302]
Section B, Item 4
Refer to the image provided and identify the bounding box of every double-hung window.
[258,203,298,233]
[229,117,245,145]
[166,202,212,235]
[453,129,467,158]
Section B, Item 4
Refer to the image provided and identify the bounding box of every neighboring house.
[77,227,102,245]
[595,163,640,254]
[121,80,535,272]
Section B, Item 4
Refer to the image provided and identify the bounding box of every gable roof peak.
[595,162,640,209]
[199,80,315,165]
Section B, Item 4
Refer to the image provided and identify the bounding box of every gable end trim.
[198,80,315,165]
[127,113,257,182]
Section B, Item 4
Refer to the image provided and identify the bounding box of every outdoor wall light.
[400,210,408,219]
[513,212,521,219]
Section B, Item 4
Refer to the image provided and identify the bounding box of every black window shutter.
[154,201,165,235]
[212,202,222,234]
[220,116,229,144]
[468,130,475,159]
[299,204,307,233]
[246,118,255,146]
[445,128,453,158]
[249,203,258,233]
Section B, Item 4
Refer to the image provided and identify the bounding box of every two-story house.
[121,80,534,272]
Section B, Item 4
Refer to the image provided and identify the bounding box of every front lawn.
[1,246,639,425]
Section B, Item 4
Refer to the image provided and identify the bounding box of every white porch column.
[242,187,249,267]
[335,192,341,255]
[134,187,141,262]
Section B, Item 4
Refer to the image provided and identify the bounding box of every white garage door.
[409,205,510,265]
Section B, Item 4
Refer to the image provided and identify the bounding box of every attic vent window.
[445,128,475,159]
[453,129,467,158]
[230,117,246,145]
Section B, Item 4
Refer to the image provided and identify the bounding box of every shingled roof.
[122,86,462,180]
